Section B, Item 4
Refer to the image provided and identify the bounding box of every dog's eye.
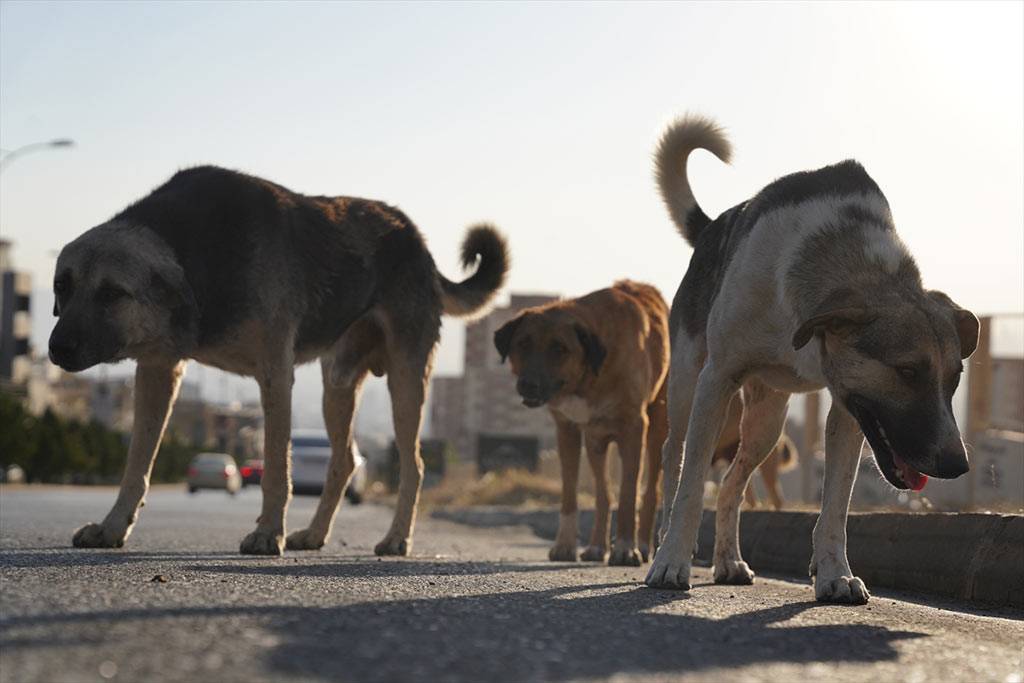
[96,284,130,304]
[53,279,70,296]
[550,341,567,357]
[897,366,918,381]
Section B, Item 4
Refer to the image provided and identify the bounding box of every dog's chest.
[551,396,592,425]
[191,321,265,376]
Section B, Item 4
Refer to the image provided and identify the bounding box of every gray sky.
[2,1,1021,427]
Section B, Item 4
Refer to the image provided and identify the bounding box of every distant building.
[0,239,32,386]
[21,356,264,460]
[87,374,204,433]
[166,396,264,460]
[428,375,464,444]
[429,293,560,460]
[89,375,136,433]
[22,356,91,422]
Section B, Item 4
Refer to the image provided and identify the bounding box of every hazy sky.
[2,1,1021,425]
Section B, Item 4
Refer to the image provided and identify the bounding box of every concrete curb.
[432,507,1024,608]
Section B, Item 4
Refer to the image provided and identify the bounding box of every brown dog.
[493,281,669,565]
[711,393,798,510]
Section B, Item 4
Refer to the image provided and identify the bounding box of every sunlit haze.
[2,1,1021,426]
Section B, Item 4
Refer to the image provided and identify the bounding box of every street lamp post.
[0,139,75,174]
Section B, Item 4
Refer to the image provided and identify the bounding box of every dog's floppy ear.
[792,289,875,351]
[149,261,199,355]
[574,323,607,375]
[927,290,980,359]
[493,314,525,363]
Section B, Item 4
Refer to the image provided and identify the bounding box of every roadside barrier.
[434,507,1024,608]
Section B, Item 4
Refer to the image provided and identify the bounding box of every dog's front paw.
[374,533,410,557]
[285,528,326,551]
[815,575,870,604]
[72,523,126,548]
[609,544,643,567]
[645,543,691,590]
[548,543,578,562]
[580,545,608,562]
[240,528,284,556]
[714,559,755,585]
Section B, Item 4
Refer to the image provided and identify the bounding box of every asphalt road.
[1,486,1022,683]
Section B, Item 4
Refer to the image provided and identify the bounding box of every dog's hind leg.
[638,385,667,562]
[761,449,786,511]
[286,359,369,551]
[241,336,296,556]
[374,349,432,557]
[646,362,738,589]
[741,480,759,510]
[811,404,870,604]
[657,336,705,549]
[73,360,185,548]
[713,379,789,584]
[580,433,612,563]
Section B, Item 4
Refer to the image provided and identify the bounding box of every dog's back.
[655,118,902,350]
[574,280,669,404]
[115,165,507,360]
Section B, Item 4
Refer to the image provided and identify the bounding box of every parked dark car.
[291,429,367,504]
[240,459,263,487]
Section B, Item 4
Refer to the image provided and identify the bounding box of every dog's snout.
[934,450,970,479]
[48,329,81,368]
[517,377,541,398]
[49,337,77,361]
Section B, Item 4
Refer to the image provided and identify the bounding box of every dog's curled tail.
[775,434,799,473]
[439,223,510,320]
[655,114,732,245]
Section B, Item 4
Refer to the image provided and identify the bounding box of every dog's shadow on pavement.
[188,556,608,579]
[255,580,925,682]
[1,557,927,682]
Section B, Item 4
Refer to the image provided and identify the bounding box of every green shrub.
[0,391,199,484]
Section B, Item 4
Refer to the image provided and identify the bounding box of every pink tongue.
[894,455,928,491]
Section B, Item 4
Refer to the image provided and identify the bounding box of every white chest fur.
[551,396,591,425]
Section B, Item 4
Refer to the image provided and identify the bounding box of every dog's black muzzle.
[847,394,969,491]
[48,336,86,372]
[48,321,112,372]
[516,377,563,408]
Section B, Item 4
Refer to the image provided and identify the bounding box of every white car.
[186,452,242,495]
[290,429,367,503]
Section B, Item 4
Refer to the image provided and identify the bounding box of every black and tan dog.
[50,165,508,556]
[493,281,669,565]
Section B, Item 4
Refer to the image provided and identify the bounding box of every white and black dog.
[645,116,979,604]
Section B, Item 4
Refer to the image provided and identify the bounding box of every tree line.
[0,392,197,484]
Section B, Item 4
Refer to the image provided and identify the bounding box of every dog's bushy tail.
[774,434,799,472]
[439,223,510,320]
[655,114,732,245]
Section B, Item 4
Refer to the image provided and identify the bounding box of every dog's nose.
[517,377,541,398]
[934,451,970,479]
[49,337,78,364]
